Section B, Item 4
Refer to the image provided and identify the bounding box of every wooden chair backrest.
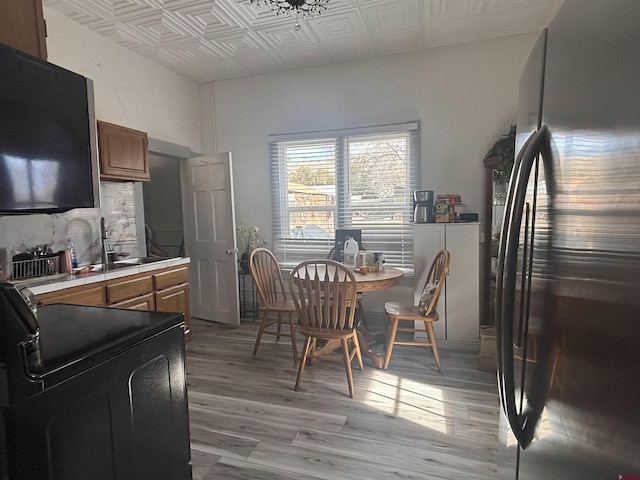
[421,249,451,317]
[249,247,288,307]
[289,259,358,332]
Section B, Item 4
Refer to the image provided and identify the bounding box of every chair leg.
[307,338,317,365]
[341,338,355,398]
[288,312,298,363]
[252,310,270,357]
[383,316,400,369]
[295,336,312,391]
[276,312,282,341]
[425,321,441,372]
[352,331,364,370]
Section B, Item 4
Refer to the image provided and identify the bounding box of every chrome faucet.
[100,217,114,267]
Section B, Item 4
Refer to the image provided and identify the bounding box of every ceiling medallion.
[250,0,329,31]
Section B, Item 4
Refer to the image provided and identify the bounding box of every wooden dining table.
[352,267,404,368]
[292,265,404,290]
[292,265,404,368]
[351,267,405,292]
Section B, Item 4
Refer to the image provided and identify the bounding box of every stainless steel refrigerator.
[496,0,640,478]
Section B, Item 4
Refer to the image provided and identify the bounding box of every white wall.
[43,6,201,152]
[208,32,540,325]
[210,32,539,241]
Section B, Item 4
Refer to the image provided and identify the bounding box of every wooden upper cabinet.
[97,120,150,182]
[0,0,47,60]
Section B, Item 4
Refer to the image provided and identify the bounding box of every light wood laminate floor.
[186,319,499,480]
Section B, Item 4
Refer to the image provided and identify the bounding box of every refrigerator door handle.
[496,129,536,412]
[496,125,552,449]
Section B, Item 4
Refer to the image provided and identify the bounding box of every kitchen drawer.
[106,274,154,304]
[154,266,188,290]
[38,283,106,306]
[110,292,156,311]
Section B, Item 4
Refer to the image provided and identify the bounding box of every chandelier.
[250,1,330,29]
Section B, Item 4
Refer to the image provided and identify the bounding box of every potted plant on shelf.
[485,124,516,204]
[236,225,266,274]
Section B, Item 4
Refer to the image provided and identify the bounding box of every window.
[270,122,419,269]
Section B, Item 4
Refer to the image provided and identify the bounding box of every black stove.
[0,282,192,480]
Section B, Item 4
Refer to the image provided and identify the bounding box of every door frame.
[146,139,241,326]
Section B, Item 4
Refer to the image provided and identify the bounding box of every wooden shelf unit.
[482,156,500,326]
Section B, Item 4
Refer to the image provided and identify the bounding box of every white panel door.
[181,153,240,325]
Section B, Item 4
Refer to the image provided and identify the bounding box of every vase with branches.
[236,225,266,273]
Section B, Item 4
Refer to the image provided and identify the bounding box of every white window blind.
[270,123,419,269]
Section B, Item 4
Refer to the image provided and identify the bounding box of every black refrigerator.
[496,0,640,478]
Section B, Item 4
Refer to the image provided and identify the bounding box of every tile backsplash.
[0,181,146,274]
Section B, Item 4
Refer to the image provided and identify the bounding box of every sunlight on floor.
[503,405,553,449]
[361,369,451,434]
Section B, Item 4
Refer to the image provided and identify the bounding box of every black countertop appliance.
[0,282,192,480]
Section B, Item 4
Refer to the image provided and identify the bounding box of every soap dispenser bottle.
[67,238,78,268]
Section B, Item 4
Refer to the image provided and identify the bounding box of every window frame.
[270,122,420,270]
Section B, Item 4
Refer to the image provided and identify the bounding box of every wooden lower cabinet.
[37,264,191,340]
[155,284,188,313]
[154,266,190,340]
[156,284,190,340]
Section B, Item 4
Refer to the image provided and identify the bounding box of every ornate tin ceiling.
[43,0,564,83]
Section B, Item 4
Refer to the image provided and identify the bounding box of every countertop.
[12,257,190,296]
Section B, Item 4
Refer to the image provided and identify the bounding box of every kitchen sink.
[135,256,172,264]
[90,257,173,272]
[105,262,140,270]
[88,262,135,272]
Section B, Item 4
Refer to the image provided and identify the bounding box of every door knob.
[226,249,233,255]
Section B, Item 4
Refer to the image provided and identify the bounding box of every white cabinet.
[412,223,480,344]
